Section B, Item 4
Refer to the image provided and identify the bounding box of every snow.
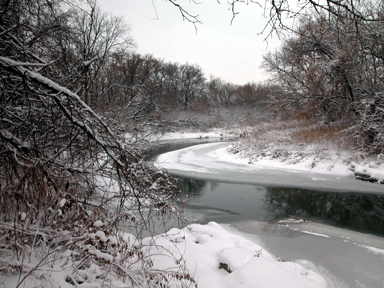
[3,132,382,287]
[59,198,66,207]
[146,222,327,288]
[94,220,103,227]
[155,142,384,193]
[95,230,108,242]
[154,129,384,186]
[0,221,328,287]
[350,162,384,183]
[87,248,113,263]
[277,218,306,224]
[156,141,351,175]
[108,235,118,245]
[151,134,384,287]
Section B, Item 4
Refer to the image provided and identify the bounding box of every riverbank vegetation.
[1,0,384,286]
[0,0,193,286]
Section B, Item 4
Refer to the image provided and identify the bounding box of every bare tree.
[179,63,206,109]
[71,0,133,107]
[0,0,195,286]
[262,14,365,121]
[208,77,238,107]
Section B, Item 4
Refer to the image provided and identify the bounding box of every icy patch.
[302,231,331,238]
[359,245,384,257]
[155,141,384,193]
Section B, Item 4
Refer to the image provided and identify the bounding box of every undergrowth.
[231,120,384,169]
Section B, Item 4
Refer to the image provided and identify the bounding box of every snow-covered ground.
[0,222,329,288]
[146,222,327,288]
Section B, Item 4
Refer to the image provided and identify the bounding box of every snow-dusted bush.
[0,1,193,287]
[353,94,384,155]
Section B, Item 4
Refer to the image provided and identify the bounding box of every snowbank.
[154,130,353,176]
[350,162,384,184]
[155,141,384,193]
[223,143,353,176]
[0,222,327,288]
[146,222,327,288]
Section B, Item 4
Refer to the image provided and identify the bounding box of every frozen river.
[153,140,384,288]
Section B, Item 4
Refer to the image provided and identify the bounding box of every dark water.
[176,177,384,287]
[177,177,384,236]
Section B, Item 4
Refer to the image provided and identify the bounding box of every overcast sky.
[98,0,282,85]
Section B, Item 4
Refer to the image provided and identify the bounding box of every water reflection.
[265,187,384,235]
[178,177,210,197]
[177,177,384,236]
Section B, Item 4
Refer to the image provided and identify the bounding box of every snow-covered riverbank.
[155,141,384,194]
[156,128,384,189]
[146,222,327,288]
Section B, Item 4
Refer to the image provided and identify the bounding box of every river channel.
[152,139,384,288]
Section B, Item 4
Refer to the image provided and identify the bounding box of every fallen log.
[349,162,384,184]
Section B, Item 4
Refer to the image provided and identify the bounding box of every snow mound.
[146,222,327,288]
[350,162,384,183]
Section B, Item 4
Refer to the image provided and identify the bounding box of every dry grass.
[227,120,366,168]
[290,123,350,147]
[246,120,352,149]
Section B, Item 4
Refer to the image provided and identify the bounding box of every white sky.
[98,0,282,85]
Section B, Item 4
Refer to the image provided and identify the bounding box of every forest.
[1,0,384,287]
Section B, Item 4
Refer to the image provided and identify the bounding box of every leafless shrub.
[0,0,194,286]
[352,93,384,155]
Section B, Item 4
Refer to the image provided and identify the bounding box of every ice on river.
[155,142,384,194]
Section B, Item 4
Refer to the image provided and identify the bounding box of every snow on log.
[349,162,384,184]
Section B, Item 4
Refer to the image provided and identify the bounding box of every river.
[152,139,384,288]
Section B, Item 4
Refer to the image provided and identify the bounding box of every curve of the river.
[155,141,384,194]
[154,140,384,288]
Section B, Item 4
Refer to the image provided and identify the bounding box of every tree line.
[86,50,276,123]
